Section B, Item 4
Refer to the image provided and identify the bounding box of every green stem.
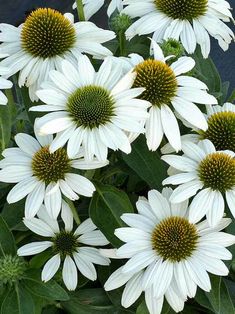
[119,31,126,56]
[76,0,85,21]
[65,197,81,225]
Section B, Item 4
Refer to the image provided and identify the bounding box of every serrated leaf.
[89,183,134,247]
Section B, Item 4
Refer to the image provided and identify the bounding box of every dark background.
[0,0,234,94]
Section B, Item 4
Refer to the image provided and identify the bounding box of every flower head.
[0,121,107,218]
[104,188,235,313]
[122,0,234,58]
[17,202,110,290]
[31,55,150,161]
[0,8,115,101]
[119,41,217,151]
[162,139,235,226]
[201,103,235,152]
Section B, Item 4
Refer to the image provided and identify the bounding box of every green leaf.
[89,182,134,247]
[197,275,235,314]
[122,135,167,190]
[192,47,221,94]
[1,200,26,231]
[228,89,235,103]
[22,269,69,301]
[136,301,148,314]
[61,289,116,314]
[0,215,16,256]
[0,105,11,153]
[1,284,35,314]
[195,288,214,312]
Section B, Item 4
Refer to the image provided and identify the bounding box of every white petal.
[74,218,96,235]
[189,188,215,224]
[42,254,61,282]
[61,200,73,231]
[161,105,181,152]
[226,189,235,218]
[104,266,134,291]
[23,217,54,237]
[148,189,171,220]
[78,230,109,246]
[15,133,41,156]
[44,183,62,219]
[170,180,203,203]
[25,182,45,218]
[65,173,95,197]
[122,271,143,308]
[206,191,224,227]
[7,177,38,203]
[62,256,78,290]
[122,250,156,274]
[171,57,195,76]
[73,252,97,281]
[17,241,52,256]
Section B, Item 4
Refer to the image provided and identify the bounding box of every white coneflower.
[31,55,150,161]
[0,8,115,101]
[162,139,235,226]
[104,188,235,313]
[0,121,107,219]
[118,41,216,152]
[73,0,123,19]
[122,0,234,58]
[17,203,110,290]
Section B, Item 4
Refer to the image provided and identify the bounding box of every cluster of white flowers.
[0,0,234,313]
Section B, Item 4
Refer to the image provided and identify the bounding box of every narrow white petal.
[42,254,61,282]
[23,217,54,237]
[62,256,78,291]
[17,241,52,256]
[73,252,97,281]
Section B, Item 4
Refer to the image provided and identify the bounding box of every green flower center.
[199,152,235,191]
[152,216,198,262]
[67,85,115,129]
[133,59,177,107]
[32,146,71,184]
[0,255,25,284]
[201,111,235,151]
[53,231,78,257]
[155,0,208,20]
[21,8,76,59]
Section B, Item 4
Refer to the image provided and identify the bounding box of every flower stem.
[76,0,85,21]
[119,31,126,56]
[65,197,81,225]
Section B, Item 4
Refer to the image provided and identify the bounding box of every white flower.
[0,121,107,219]
[0,69,12,105]
[73,0,123,19]
[122,0,234,58]
[162,139,235,226]
[0,8,115,101]
[31,55,150,161]
[161,102,235,154]
[104,188,235,313]
[116,41,217,152]
[17,203,110,290]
